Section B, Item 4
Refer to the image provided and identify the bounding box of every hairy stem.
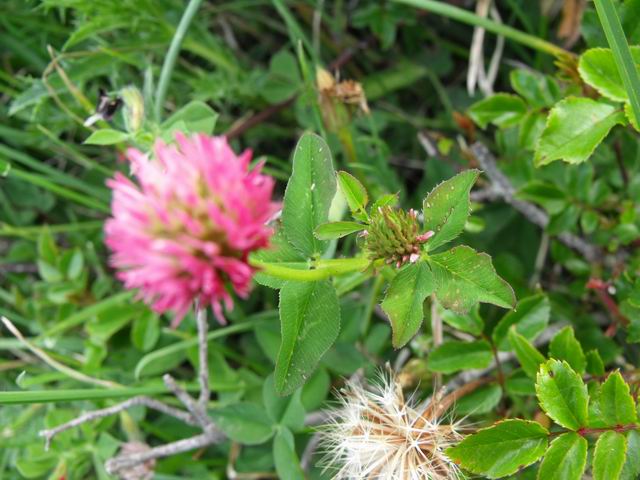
[249,256,371,281]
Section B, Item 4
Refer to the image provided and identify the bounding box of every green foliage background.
[2,0,640,479]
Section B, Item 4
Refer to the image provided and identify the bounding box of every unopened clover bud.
[364,206,432,268]
[416,230,435,243]
[120,86,145,133]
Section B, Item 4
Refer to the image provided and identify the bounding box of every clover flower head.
[105,133,279,325]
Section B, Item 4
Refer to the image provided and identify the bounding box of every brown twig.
[105,432,221,474]
[421,376,494,422]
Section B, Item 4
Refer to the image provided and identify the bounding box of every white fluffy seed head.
[319,372,464,480]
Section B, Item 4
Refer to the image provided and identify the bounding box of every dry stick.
[470,142,600,262]
[106,306,225,474]
[105,432,217,474]
[162,374,212,430]
[196,306,210,407]
[422,376,494,422]
[39,396,198,451]
[1,316,119,389]
[32,304,226,475]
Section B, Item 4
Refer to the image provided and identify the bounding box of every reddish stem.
[586,277,629,336]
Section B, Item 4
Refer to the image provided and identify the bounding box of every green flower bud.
[364,206,434,267]
[120,85,145,133]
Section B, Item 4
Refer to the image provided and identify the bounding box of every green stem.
[361,275,385,335]
[0,383,241,405]
[393,0,570,58]
[250,257,371,281]
[0,221,103,239]
[154,0,204,121]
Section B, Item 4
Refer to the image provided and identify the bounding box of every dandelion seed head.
[319,372,464,479]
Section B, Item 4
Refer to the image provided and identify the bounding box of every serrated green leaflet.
[493,294,550,351]
[314,221,365,240]
[593,431,627,480]
[161,100,218,135]
[423,169,479,251]
[381,262,434,348]
[578,47,640,102]
[549,326,586,373]
[337,171,368,216]
[262,375,305,432]
[537,432,587,480]
[534,97,626,166]
[468,93,527,129]
[536,359,588,430]
[509,327,546,378]
[599,371,637,426]
[586,350,605,376]
[621,430,640,480]
[275,280,340,395]
[625,102,640,131]
[429,245,515,313]
[510,69,560,108]
[273,427,305,480]
[83,129,129,145]
[447,419,548,479]
[282,133,337,258]
[428,339,493,373]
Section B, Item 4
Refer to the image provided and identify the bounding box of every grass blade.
[392,0,569,58]
[593,0,640,126]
